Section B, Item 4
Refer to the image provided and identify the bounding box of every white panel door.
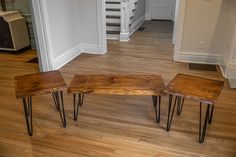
[150,0,176,20]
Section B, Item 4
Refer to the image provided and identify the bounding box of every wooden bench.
[15,70,67,136]
[68,74,166,123]
[166,73,224,143]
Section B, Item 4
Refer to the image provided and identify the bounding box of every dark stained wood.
[15,70,67,98]
[167,73,224,104]
[68,74,165,96]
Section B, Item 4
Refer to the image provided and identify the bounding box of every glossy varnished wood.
[167,73,224,104]
[15,70,67,98]
[0,21,236,157]
[68,74,165,95]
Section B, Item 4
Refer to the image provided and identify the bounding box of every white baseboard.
[145,13,151,21]
[52,43,105,69]
[220,56,236,79]
[80,43,106,54]
[174,51,221,65]
[53,44,81,70]
[130,15,145,37]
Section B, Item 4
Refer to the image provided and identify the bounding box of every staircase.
[105,0,141,41]
[106,0,121,40]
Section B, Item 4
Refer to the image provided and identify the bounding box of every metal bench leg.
[199,103,212,143]
[166,95,178,131]
[52,91,66,127]
[74,93,84,121]
[152,95,161,123]
[177,97,185,116]
[22,97,33,136]
[208,105,214,124]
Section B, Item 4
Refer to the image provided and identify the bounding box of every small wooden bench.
[67,74,166,123]
[166,73,224,143]
[15,70,67,136]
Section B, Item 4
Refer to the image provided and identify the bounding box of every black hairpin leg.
[199,103,214,143]
[166,94,178,131]
[22,97,33,136]
[208,105,214,124]
[52,91,66,127]
[152,95,161,123]
[74,93,84,121]
[177,97,185,116]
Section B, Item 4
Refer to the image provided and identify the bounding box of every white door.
[150,0,176,20]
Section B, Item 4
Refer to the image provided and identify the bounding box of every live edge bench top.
[15,71,67,99]
[167,74,224,104]
[68,74,165,96]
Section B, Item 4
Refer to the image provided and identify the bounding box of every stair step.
[107,34,120,40]
[106,15,120,19]
[106,4,120,9]
[106,0,120,3]
[107,26,120,31]
[107,31,120,34]
[106,10,120,16]
[106,18,120,24]
[106,1,120,4]
[107,23,120,26]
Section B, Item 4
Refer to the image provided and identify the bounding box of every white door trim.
[173,0,187,61]
[30,0,54,71]
[97,0,107,54]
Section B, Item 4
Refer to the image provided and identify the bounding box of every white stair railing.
[120,0,130,41]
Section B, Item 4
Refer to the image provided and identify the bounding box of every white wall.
[31,0,106,71]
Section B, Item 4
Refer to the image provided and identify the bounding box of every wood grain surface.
[68,74,165,95]
[167,73,224,104]
[15,70,67,98]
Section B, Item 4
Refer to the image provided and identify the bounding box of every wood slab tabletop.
[15,71,67,98]
[68,74,165,96]
[167,73,224,104]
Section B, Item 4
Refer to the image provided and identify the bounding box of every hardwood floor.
[1,21,236,157]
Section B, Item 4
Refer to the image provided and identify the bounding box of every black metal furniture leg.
[74,93,84,121]
[166,95,178,131]
[199,103,210,143]
[177,97,185,116]
[208,105,214,124]
[22,97,33,136]
[52,91,66,127]
[152,95,161,123]
[52,92,59,110]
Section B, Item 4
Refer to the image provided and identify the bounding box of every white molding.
[97,0,107,54]
[174,0,187,61]
[175,51,221,65]
[31,0,54,71]
[145,13,151,20]
[53,45,81,70]
[130,15,145,37]
[53,43,102,69]
[80,43,103,54]
[220,56,236,79]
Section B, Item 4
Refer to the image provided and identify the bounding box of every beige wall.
[181,0,222,54]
